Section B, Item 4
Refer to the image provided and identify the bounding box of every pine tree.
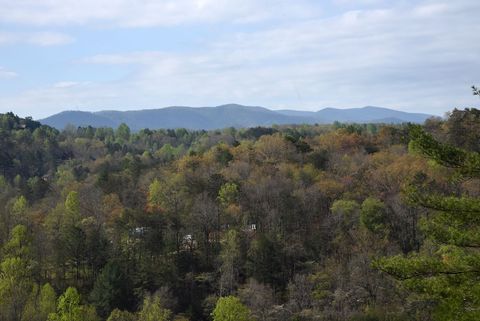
[375,122,480,321]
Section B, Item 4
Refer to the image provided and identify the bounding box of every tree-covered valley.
[0,105,479,321]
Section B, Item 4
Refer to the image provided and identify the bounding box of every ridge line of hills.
[40,104,434,130]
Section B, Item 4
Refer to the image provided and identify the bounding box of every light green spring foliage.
[12,195,28,218]
[147,174,188,217]
[147,176,185,213]
[0,225,36,321]
[0,257,35,321]
[154,143,185,162]
[376,126,480,321]
[147,179,162,209]
[212,296,252,321]
[107,309,136,321]
[331,199,359,218]
[55,165,77,189]
[0,175,6,188]
[219,230,241,295]
[331,199,360,229]
[38,284,58,320]
[116,123,131,144]
[48,287,99,321]
[22,283,57,321]
[48,287,82,321]
[137,294,172,321]
[64,191,80,223]
[82,305,101,321]
[2,224,32,258]
[217,183,239,207]
[14,174,22,188]
[360,197,387,234]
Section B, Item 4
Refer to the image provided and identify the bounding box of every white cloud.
[53,81,85,88]
[0,31,74,46]
[1,0,479,118]
[413,3,449,17]
[0,67,18,79]
[334,0,386,6]
[0,0,318,27]
[27,32,74,46]
[82,52,171,65]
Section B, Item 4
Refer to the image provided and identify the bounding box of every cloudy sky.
[0,0,479,119]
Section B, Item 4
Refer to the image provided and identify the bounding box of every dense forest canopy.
[0,104,479,321]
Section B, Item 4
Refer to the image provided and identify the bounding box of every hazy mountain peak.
[40,104,434,130]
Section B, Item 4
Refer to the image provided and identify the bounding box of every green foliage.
[107,309,136,321]
[331,199,360,230]
[0,113,61,183]
[116,123,131,143]
[48,287,82,321]
[444,107,480,152]
[0,175,7,188]
[247,234,283,288]
[147,179,163,210]
[219,230,241,295]
[12,195,28,219]
[137,294,172,321]
[0,257,35,321]
[331,199,360,217]
[217,182,239,207]
[48,287,99,321]
[38,284,58,320]
[155,143,184,163]
[360,198,387,234]
[377,125,480,321]
[0,224,36,321]
[212,296,252,321]
[2,110,480,320]
[408,124,480,177]
[348,309,409,321]
[2,224,32,258]
[90,262,132,317]
[22,283,57,321]
[214,143,233,165]
[65,191,81,223]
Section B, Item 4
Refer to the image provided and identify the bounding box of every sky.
[0,0,479,119]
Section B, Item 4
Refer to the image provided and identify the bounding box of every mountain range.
[40,104,434,131]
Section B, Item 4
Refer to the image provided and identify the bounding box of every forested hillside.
[0,106,479,321]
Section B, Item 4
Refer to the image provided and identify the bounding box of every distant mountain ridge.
[40,104,434,130]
